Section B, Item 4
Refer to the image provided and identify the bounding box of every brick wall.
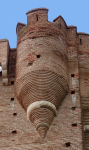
[0,77,83,150]
[0,39,9,64]
[78,33,89,150]
[0,8,85,150]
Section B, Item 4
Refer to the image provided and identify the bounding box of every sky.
[0,0,89,48]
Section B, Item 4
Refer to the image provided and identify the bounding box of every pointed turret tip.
[38,126,48,140]
[36,122,49,139]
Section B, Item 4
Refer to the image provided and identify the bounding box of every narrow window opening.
[0,66,2,76]
[80,39,82,45]
[37,55,40,58]
[28,62,33,66]
[71,91,75,94]
[36,15,38,21]
[12,130,17,134]
[72,123,77,127]
[11,98,14,101]
[66,142,70,147]
[71,74,75,77]
[13,113,17,116]
[72,107,76,110]
[11,81,14,85]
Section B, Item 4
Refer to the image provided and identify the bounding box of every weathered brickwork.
[0,7,89,149]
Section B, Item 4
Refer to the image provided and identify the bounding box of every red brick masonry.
[1,7,89,150]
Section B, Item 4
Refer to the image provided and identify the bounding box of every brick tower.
[15,8,69,139]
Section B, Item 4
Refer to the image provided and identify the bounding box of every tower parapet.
[26,8,48,25]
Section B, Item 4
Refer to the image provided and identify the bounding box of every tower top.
[26,8,49,15]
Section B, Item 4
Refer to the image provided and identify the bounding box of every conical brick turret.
[29,107,55,139]
[15,8,69,139]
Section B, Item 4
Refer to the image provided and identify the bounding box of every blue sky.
[0,0,89,48]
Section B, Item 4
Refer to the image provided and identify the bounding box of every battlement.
[26,8,48,25]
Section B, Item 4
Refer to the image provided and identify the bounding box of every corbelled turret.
[15,8,69,139]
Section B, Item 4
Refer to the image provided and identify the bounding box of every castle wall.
[0,76,83,150]
[78,33,89,149]
[0,8,85,150]
[8,48,16,80]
